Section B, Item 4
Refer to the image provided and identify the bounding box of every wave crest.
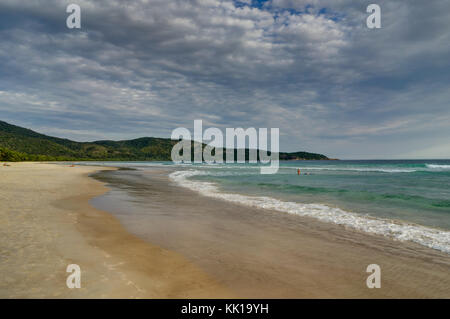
[426,164,450,170]
[170,170,450,254]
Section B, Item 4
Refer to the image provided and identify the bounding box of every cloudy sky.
[0,0,449,159]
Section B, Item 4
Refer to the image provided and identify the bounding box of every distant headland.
[0,120,333,162]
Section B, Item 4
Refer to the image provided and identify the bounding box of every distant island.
[0,120,331,162]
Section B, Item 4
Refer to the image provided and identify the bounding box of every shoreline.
[169,170,450,255]
[0,163,231,298]
[91,167,450,298]
[1,162,449,298]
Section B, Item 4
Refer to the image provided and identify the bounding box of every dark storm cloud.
[0,0,449,158]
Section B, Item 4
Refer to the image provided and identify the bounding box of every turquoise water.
[77,159,450,253]
[190,160,450,230]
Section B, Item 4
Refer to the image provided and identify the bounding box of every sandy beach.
[0,163,231,298]
[0,163,449,298]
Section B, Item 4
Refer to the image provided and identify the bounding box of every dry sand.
[0,163,231,298]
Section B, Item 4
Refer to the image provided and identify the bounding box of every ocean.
[80,159,450,254]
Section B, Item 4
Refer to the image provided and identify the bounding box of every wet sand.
[92,167,450,298]
[0,163,231,298]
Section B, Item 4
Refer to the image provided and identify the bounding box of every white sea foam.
[426,164,450,170]
[292,167,417,173]
[169,170,450,254]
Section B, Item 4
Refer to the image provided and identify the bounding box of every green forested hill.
[0,120,177,161]
[278,151,329,160]
[0,120,330,161]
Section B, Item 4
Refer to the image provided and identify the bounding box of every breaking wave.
[169,170,450,254]
[426,164,450,170]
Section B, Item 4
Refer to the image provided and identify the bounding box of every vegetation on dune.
[0,147,27,161]
[0,147,68,161]
[0,120,331,162]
